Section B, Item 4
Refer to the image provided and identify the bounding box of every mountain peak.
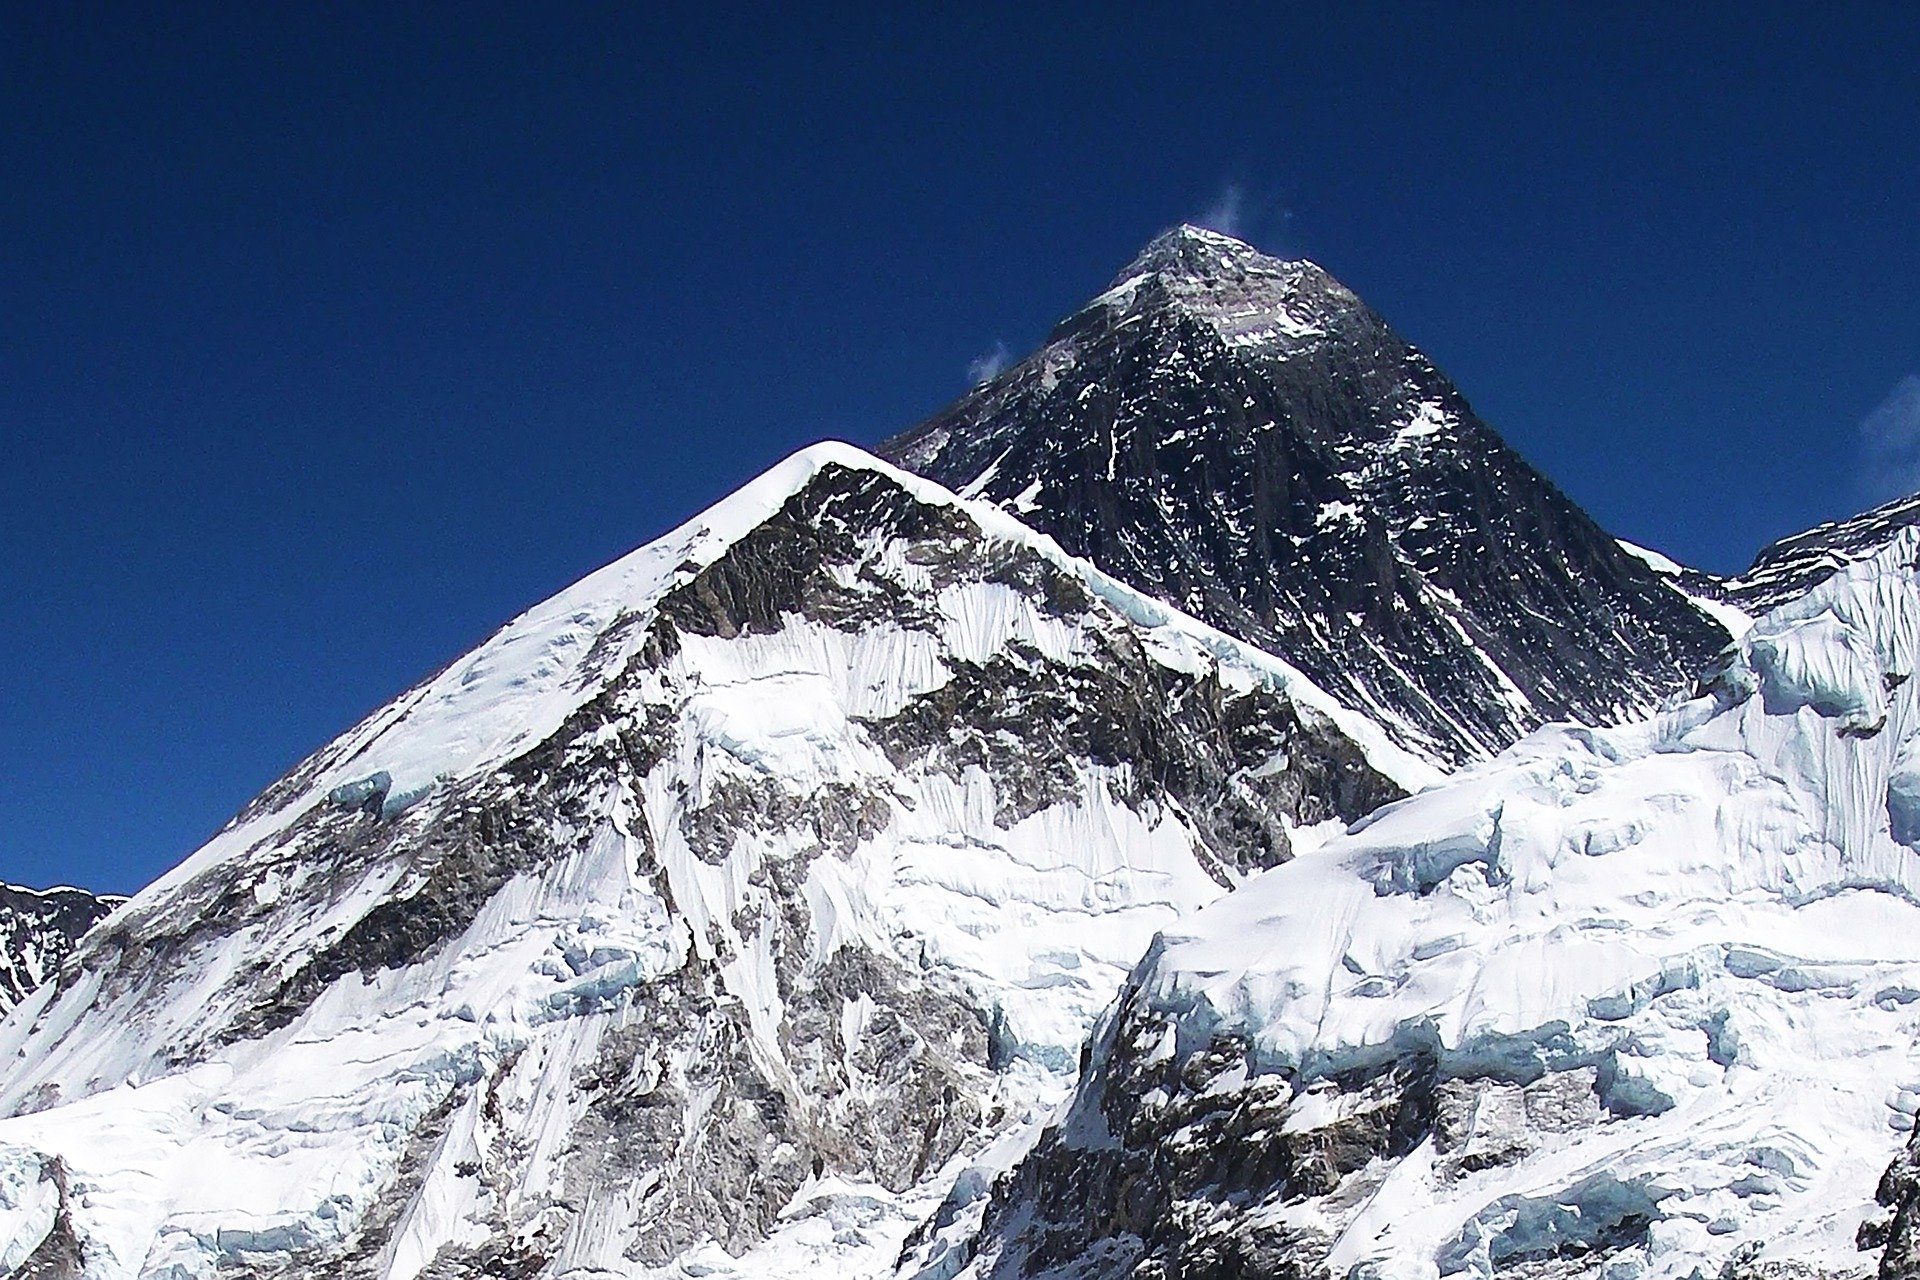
[1115,222,1272,283]
[882,229,1733,767]
[1077,224,1358,353]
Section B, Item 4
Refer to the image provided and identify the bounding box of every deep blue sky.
[4,7,1917,894]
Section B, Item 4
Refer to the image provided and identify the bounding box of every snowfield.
[1,431,1911,1279]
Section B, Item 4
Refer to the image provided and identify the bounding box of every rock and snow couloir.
[948,527,1920,1280]
[0,443,1430,1279]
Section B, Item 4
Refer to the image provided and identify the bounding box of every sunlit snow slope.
[0,443,1427,1280]
[954,529,1920,1280]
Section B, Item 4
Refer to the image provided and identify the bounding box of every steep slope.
[945,528,1920,1280]
[0,884,120,1013]
[0,443,1427,1280]
[1727,489,1920,614]
[881,225,1732,766]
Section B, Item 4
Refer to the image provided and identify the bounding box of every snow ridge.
[1727,487,1920,615]
[0,443,1422,1279]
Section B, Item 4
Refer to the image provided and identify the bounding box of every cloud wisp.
[1191,181,1299,255]
[967,339,1012,386]
[1857,375,1920,502]
[1197,184,1246,238]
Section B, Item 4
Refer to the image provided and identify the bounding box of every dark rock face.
[1727,490,1920,615]
[1876,1114,1920,1279]
[653,462,1404,875]
[953,968,1437,1280]
[14,1157,84,1279]
[881,225,1730,764]
[949,978,1656,1280]
[0,884,120,1013]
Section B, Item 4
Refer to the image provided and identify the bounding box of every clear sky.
[4,7,1917,894]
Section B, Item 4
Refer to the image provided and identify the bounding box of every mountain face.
[1727,489,1920,614]
[4,228,1898,1280]
[944,529,1920,1280]
[0,883,119,1014]
[0,445,1426,1280]
[881,226,1732,766]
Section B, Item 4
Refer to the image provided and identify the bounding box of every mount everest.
[881,226,1733,766]
[1,227,1915,1280]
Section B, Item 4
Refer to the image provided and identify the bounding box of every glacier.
[955,528,1920,1279]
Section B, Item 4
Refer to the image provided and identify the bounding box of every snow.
[1315,499,1361,530]
[0,440,1429,1278]
[1615,539,1686,577]
[1079,226,1339,354]
[1618,538,1755,639]
[0,1148,58,1274]
[1390,401,1452,450]
[1058,528,1920,1278]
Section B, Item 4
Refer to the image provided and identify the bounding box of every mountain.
[0,444,1430,1279]
[940,527,1920,1280]
[0,883,120,1014]
[3,228,1874,1280]
[880,225,1733,766]
[1726,488,1920,614]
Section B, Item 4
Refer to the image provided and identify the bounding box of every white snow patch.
[1619,538,1755,639]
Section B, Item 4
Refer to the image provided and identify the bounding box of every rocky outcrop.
[1875,1115,1920,1279]
[1726,489,1920,615]
[956,992,1438,1280]
[0,884,119,1014]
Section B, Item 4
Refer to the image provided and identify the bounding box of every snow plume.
[1858,374,1920,501]
[966,339,1011,386]
[1197,182,1246,237]
[1193,182,1299,253]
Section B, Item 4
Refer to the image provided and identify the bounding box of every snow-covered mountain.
[7,227,1907,1280]
[946,527,1920,1280]
[0,883,120,1014]
[0,444,1431,1279]
[881,226,1734,766]
[1727,488,1920,614]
